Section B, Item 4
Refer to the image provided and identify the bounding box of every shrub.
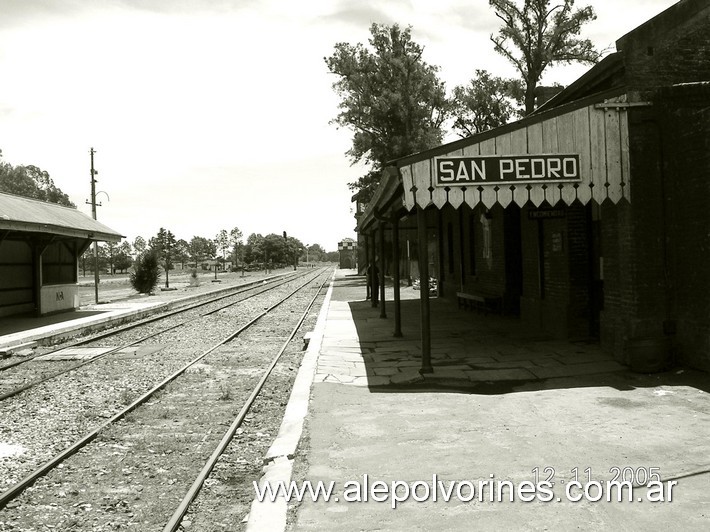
[130,251,160,294]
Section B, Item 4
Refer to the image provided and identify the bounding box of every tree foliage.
[150,228,177,287]
[174,239,190,268]
[229,227,243,268]
[132,236,147,258]
[130,251,160,294]
[214,229,230,267]
[325,23,448,202]
[242,232,303,267]
[489,0,599,114]
[0,150,75,206]
[188,236,216,268]
[302,243,325,263]
[243,233,264,265]
[114,242,133,273]
[450,70,523,137]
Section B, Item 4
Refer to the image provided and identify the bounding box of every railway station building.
[338,238,358,269]
[357,0,710,372]
[0,192,123,318]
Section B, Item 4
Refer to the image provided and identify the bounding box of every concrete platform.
[0,270,294,351]
[249,269,710,531]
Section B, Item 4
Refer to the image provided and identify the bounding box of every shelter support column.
[392,216,402,337]
[369,232,377,307]
[379,223,387,319]
[364,232,371,300]
[32,242,41,318]
[417,206,432,374]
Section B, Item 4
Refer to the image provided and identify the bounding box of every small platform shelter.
[338,238,358,269]
[0,192,123,318]
[357,0,710,373]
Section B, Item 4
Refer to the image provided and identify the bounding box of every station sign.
[435,154,581,186]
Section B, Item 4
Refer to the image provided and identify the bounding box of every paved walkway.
[314,273,624,389]
[256,270,710,531]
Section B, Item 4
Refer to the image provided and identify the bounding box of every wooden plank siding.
[478,138,497,209]
[447,148,466,209]
[400,165,416,211]
[400,100,631,211]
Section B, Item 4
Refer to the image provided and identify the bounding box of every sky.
[0,0,678,252]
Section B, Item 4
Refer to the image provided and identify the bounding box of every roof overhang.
[399,90,638,212]
[0,220,122,242]
[357,166,406,233]
[0,192,124,243]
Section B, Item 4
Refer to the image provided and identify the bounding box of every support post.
[369,232,378,307]
[417,206,432,374]
[379,222,387,319]
[364,233,371,300]
[89,148,99,304]
[392,216,402,337]
[32,243,41,317]
[459,208,466,291]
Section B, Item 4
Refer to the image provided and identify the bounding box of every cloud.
[0,0,256,29]
[321,0,401,28]
[0,0,90,28]
[114,0,258,16]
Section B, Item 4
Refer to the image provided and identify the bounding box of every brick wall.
[657,83,710,370]
[599,200,634,359]
[618,0,710,96]
[596,0,710,366]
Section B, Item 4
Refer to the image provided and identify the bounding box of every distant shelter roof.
[0,192,123,242]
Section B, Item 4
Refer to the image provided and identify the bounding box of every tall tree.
[189,236,216,270]
[263,233,290,266]
[229,227,243,268]
[489,0,599,114]
[0,150,75,207]
[214,229,230,271]
[174,239,190,269]
[325,23,448,202]
[151,228,177,288]
[450,70,523,137]
[244,233,264,265]
[132,236,147,258]
[104,241,118,275]
[114,242,133,273]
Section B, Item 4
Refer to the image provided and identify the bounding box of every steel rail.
[0,268,329,510]
[0,270,303,373]
[0,270,320,402]
[162,269,332,532]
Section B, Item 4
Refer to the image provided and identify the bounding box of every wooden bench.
[456,292,503,314]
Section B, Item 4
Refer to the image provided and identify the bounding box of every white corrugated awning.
[0,192,123,242]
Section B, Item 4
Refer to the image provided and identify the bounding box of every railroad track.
[0,268,332,530]
[0,269,311,401]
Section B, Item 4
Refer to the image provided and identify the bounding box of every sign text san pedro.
[435,154,581,186]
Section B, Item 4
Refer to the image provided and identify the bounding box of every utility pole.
[88,148,100,304]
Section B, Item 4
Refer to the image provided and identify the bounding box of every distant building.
[337,238,357,269]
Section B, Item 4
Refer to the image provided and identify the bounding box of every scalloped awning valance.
[399,98,631,211]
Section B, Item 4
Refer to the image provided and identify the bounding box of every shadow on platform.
[342,280,710,396]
